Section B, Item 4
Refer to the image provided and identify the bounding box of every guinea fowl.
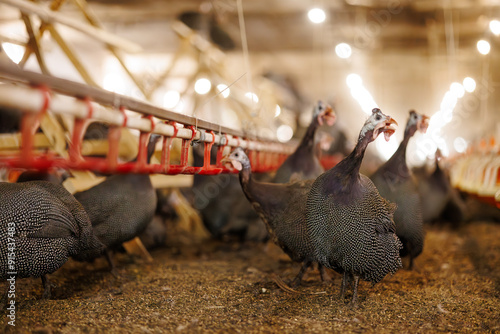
[414,151,467,224]
[74,134,160,271]
[272,101,336,183]
[370,110,429,269]
[306,108,401,306]
[16,169,70,184]
[0,181,105,298]
[224,147,329,287]
[191,145,268,241]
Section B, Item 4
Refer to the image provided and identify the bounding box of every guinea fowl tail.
[369,233,403,284]
[72,233,106,262]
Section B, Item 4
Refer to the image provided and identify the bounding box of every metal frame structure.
[0,61,293,175]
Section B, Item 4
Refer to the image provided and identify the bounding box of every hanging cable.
[236,0,255,116]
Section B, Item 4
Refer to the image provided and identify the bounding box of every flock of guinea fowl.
[0,101,431,307]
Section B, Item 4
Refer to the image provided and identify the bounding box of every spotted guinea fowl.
[370,110,429,269]
[273,101,336,183]
[306,108,401,306]
[74,134,160,271]
[16,169,70,184]
[414,151,467,224]
[224,147,330,287]
[0,181,105,298]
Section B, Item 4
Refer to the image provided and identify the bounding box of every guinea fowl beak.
[325,106,337,126]
[221,155,243,171]
[322,105,336,126]
[383,117,398,141]
[220,155,231,166]
[418,115,430,133]
[374,116,398,142]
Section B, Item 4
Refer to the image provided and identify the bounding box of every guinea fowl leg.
[409,256,414,271]
[105,249,118,277]
[41,275,52,299]
[339,272,349,300]
[349,275,361,308]
[290,261,312,288]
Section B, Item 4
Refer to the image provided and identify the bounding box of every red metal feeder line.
[263,151,270,170]
[198,130,223,175]
[106,106,128,171]
[252,150,261,172]
[68,97,93,164]
[160,121,179,174]
[216,133,229,168]
[135,115,156,171]
[202,130,216,169]
[265,152,273,170]
[271,152,281,169]
[165,125,197,175]
[20,85,51,167]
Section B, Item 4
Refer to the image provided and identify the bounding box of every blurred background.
[1,0,499,167]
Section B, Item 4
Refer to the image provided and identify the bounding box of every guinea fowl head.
[405,110,429,137]
[224,147,251,172]
[359,108,398,143]
[313,101,336,126]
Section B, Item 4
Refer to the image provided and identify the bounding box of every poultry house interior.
[0,0,499,332]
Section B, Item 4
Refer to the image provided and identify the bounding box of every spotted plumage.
[306,108,402,306]
[0,181,105,297]
[73,135,160,269]
[371,110,429,269]
[226,147,331,287]
[74,173,157,250]
[273,101,335,183]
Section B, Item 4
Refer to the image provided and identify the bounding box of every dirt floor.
[2,220,500,333]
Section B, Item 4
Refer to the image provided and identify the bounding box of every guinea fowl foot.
[408,256,415,271]
[339,272,352,300]
[105,250,119,278]
[347,275,361,309]
[289,277,301,288]
[289,261,312,288]
[403,256,419,271]
[40,275,53,299]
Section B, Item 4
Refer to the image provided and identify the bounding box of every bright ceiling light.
[194,78,211,95]
[477,40,491,55]
[463,77,476,93]
[440,91,458,112]
[276,124,294,143]
[163,90,180,109]
[449,82,465,98]
[350,85,379,115]
[490,19,500,36]
[335,43,352,59]
[308,8,326,24]
[245,92,259,103]
[346,74,377,115]
[2,42,24,64]
[453,137,468,153]
[216,84,230,98]
[275,105,281,117]
[346,73,362,88]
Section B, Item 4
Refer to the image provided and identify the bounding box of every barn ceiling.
[0,0,499,158]
[63,0,500,52]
